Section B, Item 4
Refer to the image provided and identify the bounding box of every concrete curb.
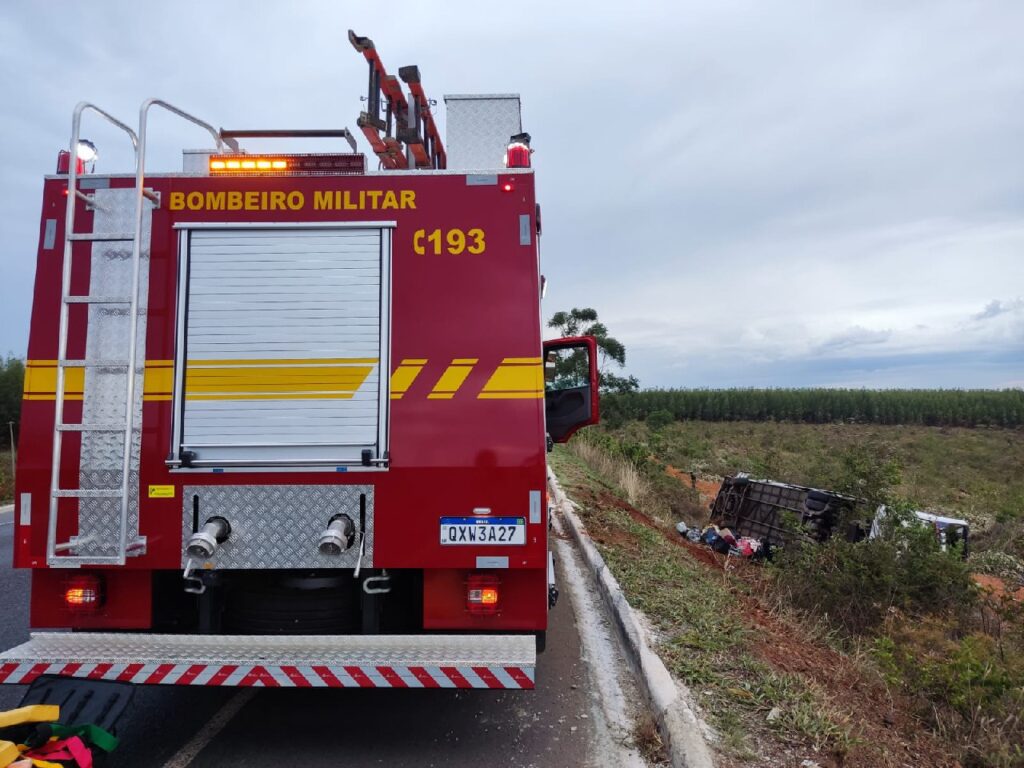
[548,466,715,768]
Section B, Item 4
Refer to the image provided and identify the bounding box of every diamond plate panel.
[76,187,151,559]
[444,94,522,170]
[0,632,535,667]
[72,469,141,557]
[181,485,374,569]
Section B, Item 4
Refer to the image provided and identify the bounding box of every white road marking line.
[161,688,257,768]
[0,505,14,516]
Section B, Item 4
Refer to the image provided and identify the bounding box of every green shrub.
[773,508,976,635]
[646,409,674,431]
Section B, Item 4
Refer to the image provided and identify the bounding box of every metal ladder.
[47,100,235,566]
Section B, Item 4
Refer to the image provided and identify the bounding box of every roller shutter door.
[174,225,390,467]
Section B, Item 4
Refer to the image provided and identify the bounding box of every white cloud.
[2,0,1023,388]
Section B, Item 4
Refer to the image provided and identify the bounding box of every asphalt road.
[0,509,619,767]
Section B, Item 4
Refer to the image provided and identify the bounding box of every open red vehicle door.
[543,336,600,443]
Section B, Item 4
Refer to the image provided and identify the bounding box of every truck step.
[58,360,130,368]
[56,423,126,432]
[0,633,536,689]
[63,296,133,305]
[67,233,134,242]
[53,489,122,498]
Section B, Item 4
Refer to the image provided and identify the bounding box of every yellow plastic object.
[0,741,20,767]
[0,706,60,729]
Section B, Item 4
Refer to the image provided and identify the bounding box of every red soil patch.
[973,573,1024,603]
[664,464,722,503]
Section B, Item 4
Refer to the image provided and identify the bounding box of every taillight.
[466,574,500,615]
[64,575,103,612]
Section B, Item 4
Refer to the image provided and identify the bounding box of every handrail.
[139,98,237,153]
[48,102,141,565]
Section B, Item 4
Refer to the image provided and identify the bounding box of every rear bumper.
[0,632,535,689]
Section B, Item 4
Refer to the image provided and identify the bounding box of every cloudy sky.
[1,1,1021,388]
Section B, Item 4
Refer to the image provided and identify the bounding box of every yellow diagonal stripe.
[390,360,426,400]
[428,359,476,399]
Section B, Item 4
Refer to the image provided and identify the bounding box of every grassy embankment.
[551,421,1024,768]
[0,450,12,504]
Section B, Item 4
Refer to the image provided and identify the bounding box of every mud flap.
[20,676,134,733]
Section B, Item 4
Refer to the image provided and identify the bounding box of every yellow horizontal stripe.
[502,357,542,364]
[427,393,455,400]
[480,364,543,395]
[185,364,374,395]
[23,366,84,396]
[145,359,174,368]
[188,357,378,367]
[28,359,174,367]
[477,392,544,399]
[144,394,173,401]
[145,366,173,394]
[187,367,372,379]
[187,374,371,386]
[187,392,355,401]
[450,358,479,365]
[401,358,428,365]
[24,394,83,401]
[187,384,365,395]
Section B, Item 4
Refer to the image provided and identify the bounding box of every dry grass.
[567,433,651,507]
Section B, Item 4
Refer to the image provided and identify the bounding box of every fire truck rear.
[1,32,599,692]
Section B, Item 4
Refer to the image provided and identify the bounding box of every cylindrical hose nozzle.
[186,517,231,559]
[318,514,355,556]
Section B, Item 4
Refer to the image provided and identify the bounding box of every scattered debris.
[682,522,770,561]
[0,703,120,767]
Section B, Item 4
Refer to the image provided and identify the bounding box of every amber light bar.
[211,157,287,171]
[208,153,366,175]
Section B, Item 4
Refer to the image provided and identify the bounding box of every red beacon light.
[56,139,98,175]
[504,132,532,169]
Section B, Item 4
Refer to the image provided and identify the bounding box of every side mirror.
[543,336,599,443]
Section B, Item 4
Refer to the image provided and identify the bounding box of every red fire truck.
[1,32,599,693]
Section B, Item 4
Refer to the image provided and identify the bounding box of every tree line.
[603,387,1024,428]
[0,356,24,450]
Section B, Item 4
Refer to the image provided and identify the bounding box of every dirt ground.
[663,463,721,504]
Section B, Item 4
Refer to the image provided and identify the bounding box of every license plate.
[439,517,526,546]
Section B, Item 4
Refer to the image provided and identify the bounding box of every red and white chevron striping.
[0,661,535,689]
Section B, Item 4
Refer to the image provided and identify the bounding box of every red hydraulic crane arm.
[399,66,447,169]
[348,29,409,169]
